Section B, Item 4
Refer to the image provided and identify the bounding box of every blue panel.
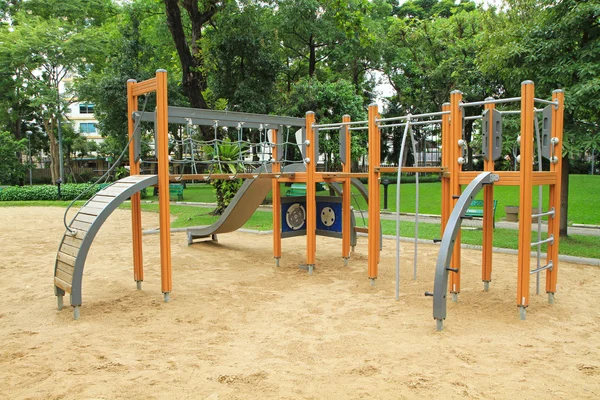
[316,200,342,233]
[282,199,306,233]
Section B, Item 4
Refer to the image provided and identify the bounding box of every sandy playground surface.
[0,206,599,399]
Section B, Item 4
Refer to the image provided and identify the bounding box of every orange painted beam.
[546,90,564,295]
[449,91,463,295]
[482,99,495,284]
[127,80,144,285]
[131,78,157,97]
[272,129,282,262]
[517,81,535,308]
[155,70,172,295]
[367,104,381,279]
[375,167,447,174]
[305,112,317,268]
[458,171,556,186]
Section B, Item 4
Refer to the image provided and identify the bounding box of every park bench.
[169,183,184,201]
[285,182,327,196]
[465,199,497,228]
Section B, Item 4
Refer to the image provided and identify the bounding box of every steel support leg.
[519,306,527,320]
[274,257,280,267]
[452,293,458,302]
[136,281,142,290]
[164,292,170,303]
[370,278,376,286]
[436,319,444,331]
[483,281,490,292]
[343,257,349,266]
[548,292,555,304]
[57,295,64,311]
[73,306,80,320]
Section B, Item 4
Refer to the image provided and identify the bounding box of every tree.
[479,0,600,235]
[163,0,226,111]
[0,131,26,185]
[0,0,114,183]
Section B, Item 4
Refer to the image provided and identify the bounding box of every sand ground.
[1,206,599,399]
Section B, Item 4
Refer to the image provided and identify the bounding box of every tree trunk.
[163,0,210,110]
[559,155,569,237]
[308,35,316,77]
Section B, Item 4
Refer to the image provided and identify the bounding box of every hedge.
[0,183,106,201]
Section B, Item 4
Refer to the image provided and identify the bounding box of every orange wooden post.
[155,70,172,300]
[367,104,380,283]
[127,79,144,289]
[305,112,317,273]
[440,103,451,236]
[449,91,463,299]
[341,115,351,263]
[545,89,564,303]
[517,81,535,318]
[482,99,495,291]
[272,129,282,266]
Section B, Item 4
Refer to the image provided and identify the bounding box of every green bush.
[0,183,105,201]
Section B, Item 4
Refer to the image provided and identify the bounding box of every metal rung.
[531,235,554,247]
[532,208,555,219]
[530,261,554,275]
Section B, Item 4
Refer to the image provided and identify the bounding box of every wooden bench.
[285,182,327,196]
[465,199,497,228]
[169,183,184,201]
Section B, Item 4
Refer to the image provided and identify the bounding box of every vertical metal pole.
[517,81,535,318]
[27,131,33,185]
[534,116,543,295]
[342,115,351,263]
[156,69,172,300]
[441,103,451,236]
[546,90,564,303]
[57,102,64,184]
[395,121,411,300]
[410,127,419,281]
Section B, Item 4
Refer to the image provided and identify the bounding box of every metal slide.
[54,174,159,316]
[430,172,498,331]
[187,163,306,243]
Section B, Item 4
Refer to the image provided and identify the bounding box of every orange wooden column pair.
[545,90,564,300]
[367,104,381,282]
[482,99,495,290]
[448,91,463,297]
[341,115,352,262]
[305,112,317,271]
[126,70,172,299]
[516,81,535,314]
[272,129,282,266]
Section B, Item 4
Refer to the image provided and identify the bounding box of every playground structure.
[53,71,564,331]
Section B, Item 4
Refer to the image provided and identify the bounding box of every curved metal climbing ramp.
[431,172,498,331]
[54,174,158,319]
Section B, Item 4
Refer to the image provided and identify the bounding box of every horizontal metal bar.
[134,106,305,128]
[534,98,559,106]
[379,119,443,129]
[315,126,341,132]
[376,111,449,123]
[531,235,554,247]
[312,120,368,128]
[348,126,369,131]
[530,261,553,275]
[464,115,483,121]
[531,208,555,219]
[499,110,521,115]
[460,97,521,108]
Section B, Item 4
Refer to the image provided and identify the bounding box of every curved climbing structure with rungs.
[431,172,498,331]
[54,174,158,319]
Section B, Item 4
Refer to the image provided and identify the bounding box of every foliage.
[204,138,249,215]
[0,131,27,185]
[0,183,105,201]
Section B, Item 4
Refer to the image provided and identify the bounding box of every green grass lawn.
[161,175,599,225]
